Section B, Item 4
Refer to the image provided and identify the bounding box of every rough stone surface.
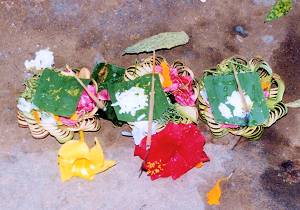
[0,1,299,210]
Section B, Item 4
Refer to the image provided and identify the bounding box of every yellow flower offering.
[58,131,116,182]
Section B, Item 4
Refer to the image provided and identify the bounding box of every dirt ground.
[0,0,299,209]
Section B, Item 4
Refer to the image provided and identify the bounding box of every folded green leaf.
[33,69,90,117]
[124,31,189,54]
[204,72,269,126]
[286,99,300,108]
[92,63,125,90]
[265,0,292,22]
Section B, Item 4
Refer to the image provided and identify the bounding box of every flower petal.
[97,89,111,101]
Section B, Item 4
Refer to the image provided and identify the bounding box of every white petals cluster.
[24,48,54,70]
[112,87,148,116]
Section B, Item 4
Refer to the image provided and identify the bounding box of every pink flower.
[77,86,111,114]
[97,89,110,101]
[59,116,77,126]
[156,64,196,106]
[264,91,270,98]
[220,124,240,129]
[171,75,196,106]
[77,85,97,113]
[155,65,162,73]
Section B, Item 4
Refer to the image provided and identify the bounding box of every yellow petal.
[70,113,78,121]
[33,111,41,125]
[58,140,89,160]
[87,138,105,165]
[207,179,223,205]
[195,162,204,168]
[260,76,271,90]
[58,158,74,182]
[72,158,95,180]
[53,115,62,125]
[160,60,172,88]
[87,138,116,173]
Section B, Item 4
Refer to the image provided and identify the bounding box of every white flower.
[40,112,57,127]
[17,98,38,113]
[24,48,54,70]
[218,91,253,119]
[112,87,148,116]
[131,121,157,145]
[200,89,209,105]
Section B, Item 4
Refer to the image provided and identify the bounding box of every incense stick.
[146,51,156,149]
[139,51,156,177]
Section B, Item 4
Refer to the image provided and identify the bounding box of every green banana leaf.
[204,72,269,126]
[33,69,90,117]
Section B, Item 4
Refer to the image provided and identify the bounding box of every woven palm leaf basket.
[124,55,200,130]
[198,56,288,140]
[17,68,102,143]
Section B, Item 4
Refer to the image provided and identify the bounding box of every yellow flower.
[58,131,116,182]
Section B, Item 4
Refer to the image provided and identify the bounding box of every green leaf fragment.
[265,0,292,22]
[97,102,126,126]
[286,99,300,108]
[20,74,40,101]
[32,69,90,117]
[124,31,189,54]
[92,63,125,90]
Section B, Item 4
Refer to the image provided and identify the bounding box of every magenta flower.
[97,89,110,101]
[77,85,97,113]
[171,75,196,106]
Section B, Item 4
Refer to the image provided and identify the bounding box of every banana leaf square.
[203,72,269,126]
[33,69,90,117]
[108,74,170,122]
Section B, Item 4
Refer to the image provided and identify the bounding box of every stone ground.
[0,0,300,209]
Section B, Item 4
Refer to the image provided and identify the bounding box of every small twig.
[231,136,244,150]
[146,51,156,149]
[225,169,236,180]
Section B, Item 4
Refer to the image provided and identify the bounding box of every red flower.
[134,123,209,180]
